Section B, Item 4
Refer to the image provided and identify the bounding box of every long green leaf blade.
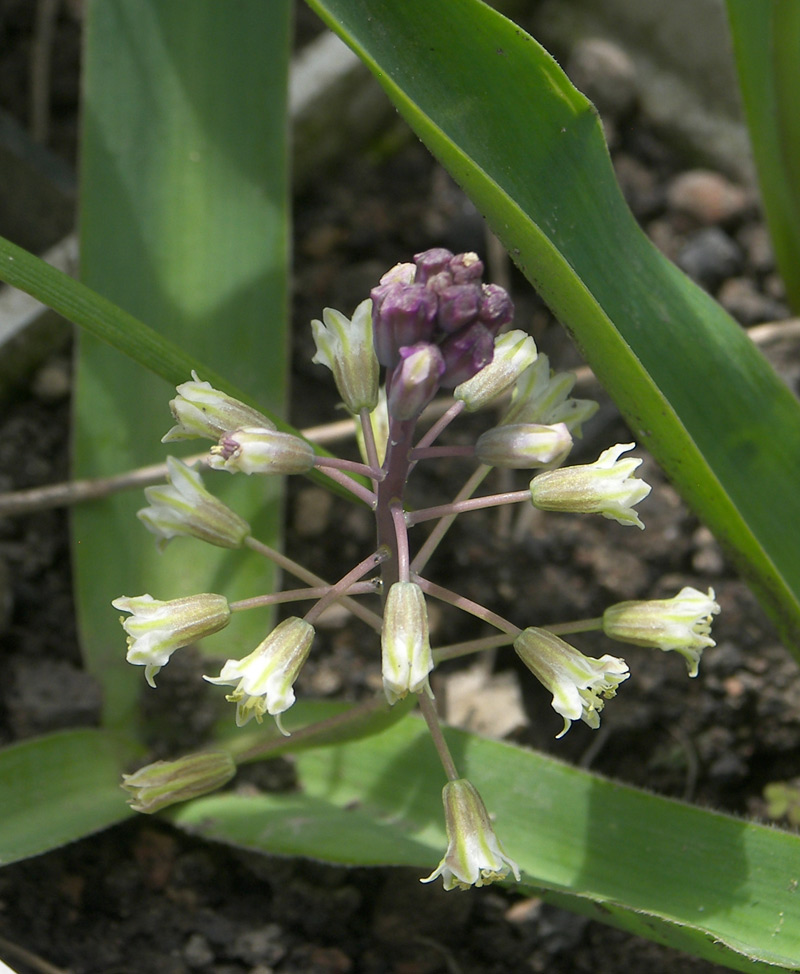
[174,715,800,972]
[726,0,800,312]
[307,0,800,654]
[74,0,291,730]
[0,729,137,865]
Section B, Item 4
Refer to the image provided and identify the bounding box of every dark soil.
[2,5,800,974]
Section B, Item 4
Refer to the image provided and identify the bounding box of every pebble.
[737,222,775,274]
[676,227,743,289]
[614,152,662,219]
[293,486,333,538]
[691,526,725,576]
[183,932,215,969]
[666,169,749,226]
[31,356,71,401]
[717,277,788,325]
[566,38,638,118]
[646,217,683,261]
[230,924,286,967]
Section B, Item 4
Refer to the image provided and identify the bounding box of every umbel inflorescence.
[114,248,720,890]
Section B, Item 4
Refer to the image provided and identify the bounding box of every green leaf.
[174,714,800,973]
[306,0,800,656]
[0,729,138,865]
[74,0,292,731]
[726,0,800,313]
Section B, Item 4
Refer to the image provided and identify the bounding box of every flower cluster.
[114,247,720,889]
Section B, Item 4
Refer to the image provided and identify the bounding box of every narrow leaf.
[725,0,800,312]
[74,0,292,730]
[175,715,800,973]
[0,729,137,865]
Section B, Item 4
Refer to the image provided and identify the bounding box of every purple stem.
[407,489,530,526]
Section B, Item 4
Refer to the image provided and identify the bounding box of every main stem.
[375,415,416,593]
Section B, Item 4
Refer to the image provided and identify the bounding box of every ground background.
[1,2,800,973]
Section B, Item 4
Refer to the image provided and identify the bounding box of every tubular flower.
[162,371,275,443]
[603,587,721,677]
[529,443,651,528]
[502,355,598,437]
[421,779,520,891]
[208,427,315,475]
[121,750,236,813]
[381,581,434,704]
[454,329,538,412]
[475,422,573,469]
[113,593,231,687]
[514,627,629,737]
[204,617,315,734]
[137,456,251,551]
[311,299,380,413]
[387,342,446,420]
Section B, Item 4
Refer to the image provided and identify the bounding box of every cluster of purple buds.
[371,249,514,414]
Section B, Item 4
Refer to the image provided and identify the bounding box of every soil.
[2,4,800,974]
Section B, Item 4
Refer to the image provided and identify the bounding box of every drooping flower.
[514,627,629,737]
[502,354,598,437]
[207,427,315,475]
[162,371,275,443]
[454,329,538,412]
[137,456,250,551]
[421,779,520,891]
[311,299,380,414]
[113,592,231,687]
[475,422,573,469]
[603,586,721,677]
[122,750,236,813]
[529,443,651,528]
[204,617,315,734]
[381,581,434,704]
[387,343,446,420]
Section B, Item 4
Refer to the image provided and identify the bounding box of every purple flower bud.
[388,342,445,420]
[372,283,439,367]
[449,251,484,283]
[437,284,481,334]
[413,247,454,284]
[478,284,514,334]
[438,322,494,388]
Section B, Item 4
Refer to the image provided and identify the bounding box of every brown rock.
[666,169,749,226]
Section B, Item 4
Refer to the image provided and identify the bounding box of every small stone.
[677,227,743,289]
[764,273,787,302]
[31,357,71,401]
[230,925,286,967]
[614,153,662,219]
[667,170,749,226]
[646,218,683,261]
[717,277,788,325]
[293,486,333,538]
[184,932,215,969]
[567,38,637,118]
[691,526,725,576]
[737,223,775,273]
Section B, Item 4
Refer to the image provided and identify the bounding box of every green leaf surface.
[174,714,800,973]
[726,1,800,312]
[307,0,800,655]
[0,729,138,865]
[74,0,291,731]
